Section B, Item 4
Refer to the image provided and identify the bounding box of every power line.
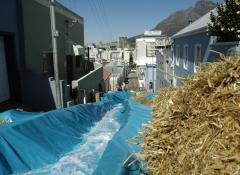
[91,0,115,42]
[92,0,110,39]
[87,0,106,41]
[98,0,115,41]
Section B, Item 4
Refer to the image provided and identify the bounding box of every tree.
[207,0,240,42]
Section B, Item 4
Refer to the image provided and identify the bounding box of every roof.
[34,0,83,24]
[136,35,167,41]
[103,70,111,81]
[172,9,215,39]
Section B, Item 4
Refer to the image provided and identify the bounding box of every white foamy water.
[20,104,123,175]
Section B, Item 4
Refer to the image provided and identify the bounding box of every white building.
[156,46,173,90]
[135,30,171,91]
[118,37,128,49]
[88,45,99,61]
[136,37,156,65]
[135,31,170,66]
[122,48,135,63]
[110,48,123,61]
[100,48,124,63]
[100,50,111,62]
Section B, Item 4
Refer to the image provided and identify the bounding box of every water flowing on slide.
[19,104,123,175]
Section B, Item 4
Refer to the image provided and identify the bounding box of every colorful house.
[172,10,239,86]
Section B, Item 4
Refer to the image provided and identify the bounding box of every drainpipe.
[50,0,63,109]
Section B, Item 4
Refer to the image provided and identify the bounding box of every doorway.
[0,36,10,103]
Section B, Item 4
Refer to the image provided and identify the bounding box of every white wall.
[135,37,156,66]
[101,50,111,61]
[89,46,99,60]
[123,50,131,63]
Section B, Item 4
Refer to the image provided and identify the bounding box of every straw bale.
[0,120,8,125]
[133,92,152,106]
[137,56,240,175]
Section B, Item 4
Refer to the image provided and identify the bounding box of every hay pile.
[133,92,152,106]
[138,57,240,175]
[0,120,8,125]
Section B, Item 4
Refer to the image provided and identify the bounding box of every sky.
[58,0,224,43]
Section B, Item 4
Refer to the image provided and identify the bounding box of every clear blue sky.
[58,0,223,43]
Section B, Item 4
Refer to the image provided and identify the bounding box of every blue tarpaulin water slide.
[144,93,157,101]
[0,92,152,175]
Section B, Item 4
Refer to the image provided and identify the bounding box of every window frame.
[175,45,180,66]
[146,42,156,58]
[194,44,201,72]
[183,44,189,70]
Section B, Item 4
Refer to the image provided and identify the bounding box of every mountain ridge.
[154,0,217,36]
[128,0,217,42]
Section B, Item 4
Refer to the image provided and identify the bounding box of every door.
[0,36,10,103]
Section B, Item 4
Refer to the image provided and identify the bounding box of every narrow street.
[127,72,139,91]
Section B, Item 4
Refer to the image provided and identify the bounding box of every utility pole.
[50,0,62,108]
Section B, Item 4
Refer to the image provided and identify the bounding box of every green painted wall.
[21,0,84,80]
[75,67,104,103]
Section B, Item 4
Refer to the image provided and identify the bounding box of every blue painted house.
[172,10,240,86]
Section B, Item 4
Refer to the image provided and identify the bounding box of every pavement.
[104,61,139,92]
[127,72,139,91]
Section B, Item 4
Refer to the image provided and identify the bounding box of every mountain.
[153,0,217,36]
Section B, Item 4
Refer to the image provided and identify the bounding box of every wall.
[135,38,157,66]
[0,0,23,103]
[72,67,104,103]
[104,78,111,92]
[156,48,173,90]
[123,50,131,63]
[19,0,87,110]
[173,32,240,86]
[21,69,56,110]
[21,0,84,80]
[101,50,111,61]
[173,32,211,86]
[144,65,157,92]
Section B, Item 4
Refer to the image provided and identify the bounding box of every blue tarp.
[0,92,152,175]
[0,110,39,123]
[93,100,152,175]
[144,93,157,101]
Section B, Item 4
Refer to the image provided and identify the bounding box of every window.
[146,42,156,57]
[175,45,180,66]
[194,44,201,72]
[183,45,189,69]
